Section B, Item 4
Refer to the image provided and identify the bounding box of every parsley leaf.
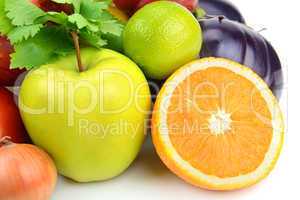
[68,13,99,32]
[79,30,107,48]
[8,24,43,44]
[2,0,125,70]
[11,27,73,69]
[36,12,69,25]
[0,0,13,35]
[103,33,123,52]
[100,20,123,36]
[81,0,108,21]
[5,0,46,26]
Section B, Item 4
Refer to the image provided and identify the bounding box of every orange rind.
[152,58,284,190]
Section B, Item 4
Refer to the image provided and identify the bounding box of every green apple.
[19,48,151,182]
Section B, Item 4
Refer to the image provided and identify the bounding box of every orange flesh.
[167,67,273,178]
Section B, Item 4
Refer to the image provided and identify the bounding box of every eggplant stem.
[197,15,225,22]
[257,28,267,33]
[195,7,207,19]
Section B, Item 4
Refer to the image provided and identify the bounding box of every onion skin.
[199,17,283,97]
[0,87,29,143]
[0,140,57,200]
[197,0,245,23]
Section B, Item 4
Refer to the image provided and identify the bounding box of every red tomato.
[113,0,141,13]
[31,0,73,14]
[0,87,29,143]
[114,0,197,15]
[0,37,25,86]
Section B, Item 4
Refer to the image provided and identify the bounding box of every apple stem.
[0,136,13,147]
[71,31,84,72]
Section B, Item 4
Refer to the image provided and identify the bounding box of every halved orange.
[152,58,284,190]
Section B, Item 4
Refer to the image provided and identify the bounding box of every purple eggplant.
[197,0,245,23]
[199,16,283,98]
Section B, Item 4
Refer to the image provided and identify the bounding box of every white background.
[52,0,299,199]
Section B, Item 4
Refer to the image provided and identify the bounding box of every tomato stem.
[71,31,84,72]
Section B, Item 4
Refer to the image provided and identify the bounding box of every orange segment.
[152,58,284,190]
[167,67,273,178]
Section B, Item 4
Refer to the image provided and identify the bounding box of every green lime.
[123,1,202,80]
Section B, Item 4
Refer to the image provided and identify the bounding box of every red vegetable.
[114,0,141,13]
[0,137,57,200]
[114,0,197,15]
[0,36,25,86]
[31,0,73,14]
[0,86,29,143]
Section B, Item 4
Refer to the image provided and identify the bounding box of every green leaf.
[0,0,13,35]
[103,33,123,52]
[79,30,107,48]
[80,0,109,21]
[72,0,81,13]
[68,13,99,32]
[99,10,116,21]
[10,27,73,69]
[6,0,125,70]
[68,13,88,29]
[54,45,74,56]
[5,0,46,26]
[100,20,123,36]
[73,0,81,13]
[8,24,43,44]
[35,12,68,25]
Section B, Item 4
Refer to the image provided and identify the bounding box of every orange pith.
[167,67,272,178]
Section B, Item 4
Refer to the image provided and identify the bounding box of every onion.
[0,137,57,200]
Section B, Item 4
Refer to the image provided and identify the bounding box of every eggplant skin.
[199,17,283,98]
[198,0,245,24]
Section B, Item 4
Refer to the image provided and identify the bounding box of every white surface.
[52,0,299,199]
